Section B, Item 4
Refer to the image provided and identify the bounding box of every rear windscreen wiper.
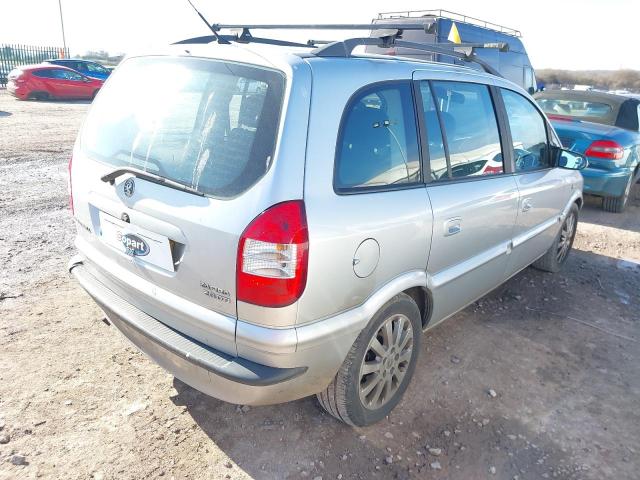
[100,167,205,197]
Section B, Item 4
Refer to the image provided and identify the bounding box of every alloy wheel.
[358,313,414,410]
[557,212,576,263]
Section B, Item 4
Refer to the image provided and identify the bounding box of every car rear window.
[81,56,285,198]
[536,97,613,120]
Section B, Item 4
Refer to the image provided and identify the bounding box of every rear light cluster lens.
[546,114,574,121]
[585,140,624,160]
[9,70,25,83]
[237,201,309,308]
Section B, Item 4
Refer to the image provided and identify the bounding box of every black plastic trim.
[490,85,516,174]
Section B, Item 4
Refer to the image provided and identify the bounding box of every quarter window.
[33,70,54,78]
[501,89,550,171]
[335,83,420,191]
[430,81,504,179]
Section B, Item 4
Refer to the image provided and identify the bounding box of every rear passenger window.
[431,81,504,179]
[335,83,420,192]
[32,70,53,78]
[501,89,550,171]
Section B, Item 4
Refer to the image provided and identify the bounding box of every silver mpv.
[69,29,586,426]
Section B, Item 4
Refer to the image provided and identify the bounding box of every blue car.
[44,59,112,81]
[535,90,640,212]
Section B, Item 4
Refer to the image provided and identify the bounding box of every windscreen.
[81,56,285,198]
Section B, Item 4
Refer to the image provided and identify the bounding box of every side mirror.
[555,147,588,170]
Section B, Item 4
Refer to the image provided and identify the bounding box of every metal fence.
[0,44,69,88]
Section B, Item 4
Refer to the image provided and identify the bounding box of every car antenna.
[184,0,229,44]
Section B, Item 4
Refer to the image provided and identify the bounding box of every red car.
[7,64,103,101]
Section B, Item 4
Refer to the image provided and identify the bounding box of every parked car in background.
[366,9,537,93]
[7,64,103,101]
[68,27,587,426]
[44,59,112,80]
[536,90,640,212]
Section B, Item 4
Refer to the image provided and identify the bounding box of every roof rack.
[174,23,428,47]
[174,24,508,78]
[377,9,522,37]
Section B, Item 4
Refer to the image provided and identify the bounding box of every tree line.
[537,69,640,92]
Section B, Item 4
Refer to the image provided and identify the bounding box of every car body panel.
[506,168,576,276]
[425,176,519,325]
[550,119,639,197]
[69,42,582,406]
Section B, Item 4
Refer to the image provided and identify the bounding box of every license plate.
[98,212,175,272]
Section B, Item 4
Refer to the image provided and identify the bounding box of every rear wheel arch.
[316,292,422,426]
[404,286,432,329]
[28,91,49,101]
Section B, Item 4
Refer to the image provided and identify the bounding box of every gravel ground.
[1,90,639,480]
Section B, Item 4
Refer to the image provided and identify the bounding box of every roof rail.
[173,24,508,78]
[312,36,507,78]
[377,9,522,37]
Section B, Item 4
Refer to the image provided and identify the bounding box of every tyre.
[533,203,579,273]
[29,91,49,101]
[316,293,421,426]
[602,174,633,213]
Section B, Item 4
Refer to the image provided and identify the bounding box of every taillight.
[68,155,74,215]
[237,201,308,308]
[9,70,25,83]
[585,140,624,160]
[546,114,574,121]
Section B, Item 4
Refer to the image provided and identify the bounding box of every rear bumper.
[581,166,633,198]
[69,256,363,405]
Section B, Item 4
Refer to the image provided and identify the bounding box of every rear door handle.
[444,217,462,236]
[522,198,533,212]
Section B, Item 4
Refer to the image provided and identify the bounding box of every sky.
[1,0,639,70]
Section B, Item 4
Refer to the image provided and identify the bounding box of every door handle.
[444,217,462,236]
[522,198,533,212]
